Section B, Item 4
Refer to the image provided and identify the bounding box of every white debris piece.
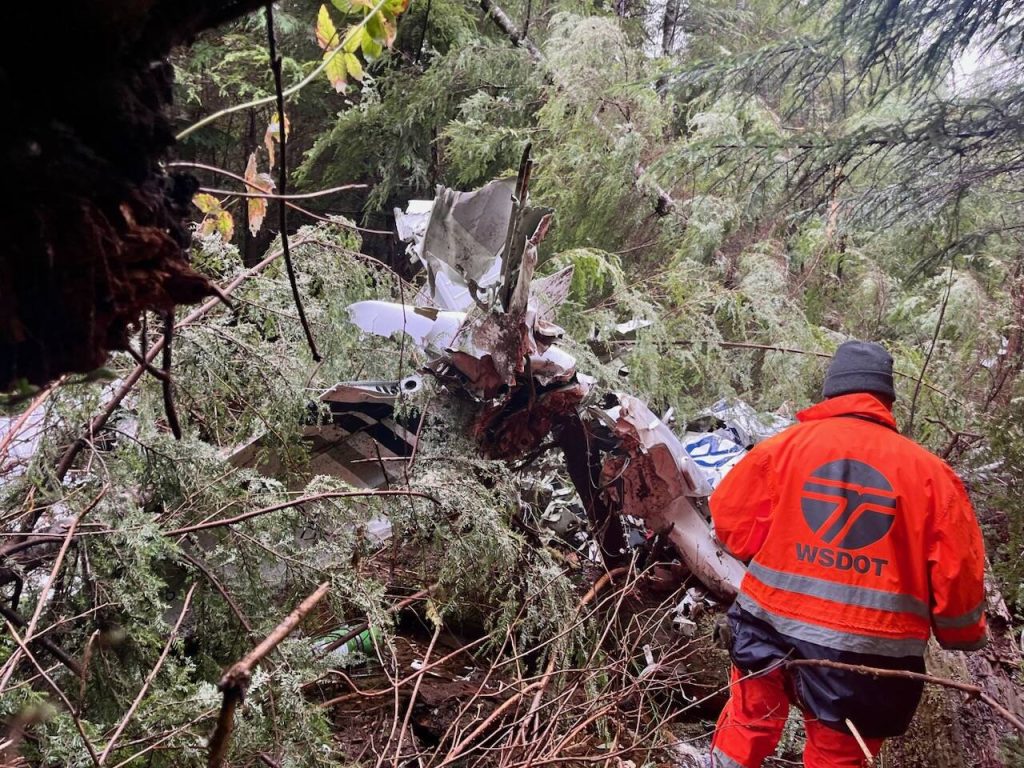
[701,398,791,448]
[346,301,467,357]
[681,429,746,491]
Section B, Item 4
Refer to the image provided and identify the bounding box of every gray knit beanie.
[822,340,895,400]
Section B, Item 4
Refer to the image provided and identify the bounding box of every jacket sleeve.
[709,442,775,562]
[928,466,988,650]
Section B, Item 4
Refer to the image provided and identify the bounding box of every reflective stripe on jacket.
[710,392,987,657]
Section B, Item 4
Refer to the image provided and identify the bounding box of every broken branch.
[207,582,330,768]
[164,490,440,538]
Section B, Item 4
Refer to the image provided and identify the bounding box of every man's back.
[712,391,987,655]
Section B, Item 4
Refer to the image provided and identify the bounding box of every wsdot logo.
[800,459,897,549]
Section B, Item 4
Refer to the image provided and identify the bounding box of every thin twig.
[265,3,320,362]
[786,658,1024,733]
[5,621,101,767]
[175,0,391,141]
[0,376,65,465]
[393,623,443,766]
[0,602,83,677]
[907,258,956,437]
[197,185,367,200]
[164,490,440,538]
[207,582,330,768]
[844,718,874,763]
[98,584,198,764]
[169,162,388,234]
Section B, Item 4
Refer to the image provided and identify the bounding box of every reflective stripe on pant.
[711,666,883,767]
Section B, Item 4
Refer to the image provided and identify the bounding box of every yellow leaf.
[215,209,235,242]
[382,17,397,47]
[264,113,291,171]
[316,4,339,50]
[245,152,274,236]
[344,52,364,81]
[324,49,348,92]
[193,193,220,214]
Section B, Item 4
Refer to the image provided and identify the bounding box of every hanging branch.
[265,3,321,362]
[161,311,183,440]
[207,582,330,768]
[906,259,956,438]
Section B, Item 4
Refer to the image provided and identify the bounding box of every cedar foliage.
[5,0,1024,764]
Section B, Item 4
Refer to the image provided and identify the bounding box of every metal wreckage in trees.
[231,153,791,600]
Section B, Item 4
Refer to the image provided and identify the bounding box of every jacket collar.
[796,392,897,428]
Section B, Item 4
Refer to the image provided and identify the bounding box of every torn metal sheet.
[395,178,553,312]
[597,395,745,598]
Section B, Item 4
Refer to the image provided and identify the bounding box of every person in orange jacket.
[708,340,987,768]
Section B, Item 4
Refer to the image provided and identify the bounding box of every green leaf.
[366,12,386,43]
[330,0,357,12]
[316,4,338,50]
[193,193,221,214]
[324,49,348,92]
[343,25,364,53]
[344,52,364,81]
[361,33,383,61]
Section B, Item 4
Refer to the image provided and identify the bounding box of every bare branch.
[207,582,330,768]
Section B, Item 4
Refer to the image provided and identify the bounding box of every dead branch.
[907,259,956,437]
[160,311,183,440]
[392,623,443,766]
[785,658,1024,734]
[520,567,631,746]
[97,583,197,764]
[0,376,65,466]
[606,338,965,406]
[0,486,106,693]
[207,582,330,768]
[0,602,83,677]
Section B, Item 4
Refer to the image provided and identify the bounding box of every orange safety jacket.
[711,392,987,657]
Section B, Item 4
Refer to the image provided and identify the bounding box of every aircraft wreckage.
[229,158,781,600]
